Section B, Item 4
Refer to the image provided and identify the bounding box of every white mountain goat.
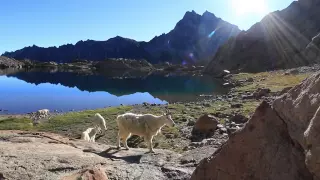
[116,111,176,153]
[81,126,102,142]
[90,126,102,142]
[92,113,108,131]
[36,109,50,118]
[81,127,94,142]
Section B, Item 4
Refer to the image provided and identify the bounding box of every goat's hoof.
[125,148,129,151]
[116,146,121,150]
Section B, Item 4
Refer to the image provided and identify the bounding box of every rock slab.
[0,131,194,180]
[191,101,312,180]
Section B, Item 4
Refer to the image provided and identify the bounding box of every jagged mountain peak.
[202,10,216,18]
[205,0,320,75]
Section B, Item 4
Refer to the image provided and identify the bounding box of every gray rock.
[229,114,248,124]
[143,102,150,106]
[187,120,196,126]
[276,86,293,96]
[217,124,224,129]
[247,77,254,82]
[191,114,219,141]
[253,88,271,99]
[230,122,236,127]
[202,103,211,107]
[241,94,254,100]
[0,131,193,180]
[219,127,228,134]
[161,166,192,180]
[230,103,243,108]
[227,127,239,134]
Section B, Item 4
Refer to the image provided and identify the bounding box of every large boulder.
[191,101,313,180]
[192,114,219,134]
[273,71,320,177]
[191,71,320,179]
[191,114,219,141]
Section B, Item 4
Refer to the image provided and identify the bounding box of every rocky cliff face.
[2,11,240,64]
[191,71,320,179]
[205,0,320,76]
[145,11,240,64]
[298,32,320,64]
[0,56,24,69]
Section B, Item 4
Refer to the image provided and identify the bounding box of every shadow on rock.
[94,147,143,164]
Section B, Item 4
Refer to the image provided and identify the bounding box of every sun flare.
[231,0,268,15]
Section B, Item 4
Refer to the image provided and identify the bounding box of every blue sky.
[0,0,294,54]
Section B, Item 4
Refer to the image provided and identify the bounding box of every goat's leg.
[146,135,155,153]
[123,133,131,150]
[90,134,96,142]
[117,131,121,149]
[84,134,90,142]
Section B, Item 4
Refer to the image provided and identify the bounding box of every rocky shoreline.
[0,56,206,77]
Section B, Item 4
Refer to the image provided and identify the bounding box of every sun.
[231,0,268,15]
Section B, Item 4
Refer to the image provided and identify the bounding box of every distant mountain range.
[205,0,320,75]
[2,11,240,64]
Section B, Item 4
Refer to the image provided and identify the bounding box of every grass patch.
[232,72,310,93]
[0,101,258,152]
[202,100,258,118]
[0,118,34,130]
[37,106,132,139]
[239,101,261,116]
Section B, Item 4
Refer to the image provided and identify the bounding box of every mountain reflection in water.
[0,69,228,114]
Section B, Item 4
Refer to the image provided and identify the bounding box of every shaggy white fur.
[81,126,102,142]
[36,109,50,118]
[81,127,95,142]
[93,113,107,131]
[90,126,101,142]
[116,112,175,153]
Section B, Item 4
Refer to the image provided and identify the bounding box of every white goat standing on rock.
[80,113,107,142]
[36,109,50,118]
[81,126,102,142]
[116,111,176,153]
[81,127,94,142]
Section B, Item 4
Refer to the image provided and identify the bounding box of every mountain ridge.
[2,10,241,64]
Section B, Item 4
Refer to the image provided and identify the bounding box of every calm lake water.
[0,69,228,114]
